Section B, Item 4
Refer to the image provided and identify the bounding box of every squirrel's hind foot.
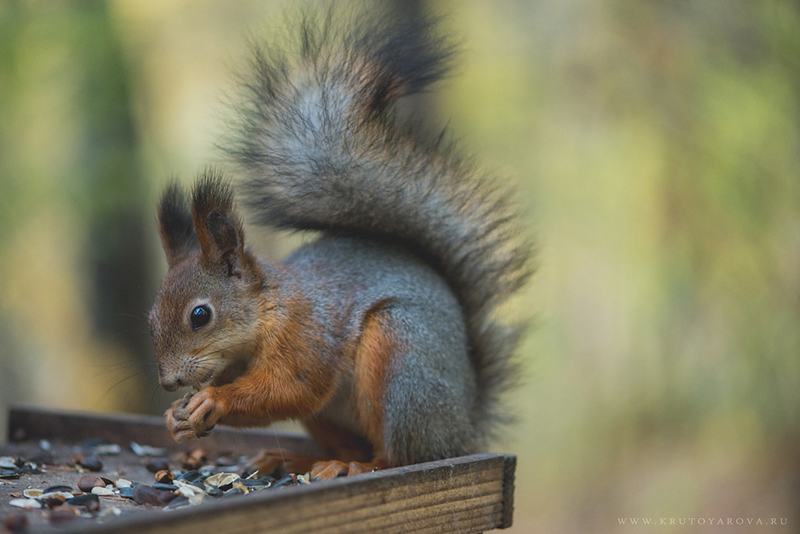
[309,459,384,480]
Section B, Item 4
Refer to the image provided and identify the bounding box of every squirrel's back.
[228,5,531,446]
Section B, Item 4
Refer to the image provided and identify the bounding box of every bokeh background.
[1,1,799,532]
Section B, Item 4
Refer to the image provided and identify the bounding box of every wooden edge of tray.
[7,406,516,533]
[7,405,324,457]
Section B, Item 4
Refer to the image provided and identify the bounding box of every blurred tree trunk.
[74,3,154,386]
[0,1,155,415]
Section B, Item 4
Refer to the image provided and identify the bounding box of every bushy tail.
[227,6,531,443]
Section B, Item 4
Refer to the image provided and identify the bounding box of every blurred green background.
[1,1,799,532]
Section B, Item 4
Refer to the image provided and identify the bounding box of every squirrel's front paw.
[165,389,226,442]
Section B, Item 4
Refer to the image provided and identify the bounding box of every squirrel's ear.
[191,170,245,272]
[157,182,199,268]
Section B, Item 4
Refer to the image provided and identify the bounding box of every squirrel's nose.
[160,376,182,392]
[157,364,182,392]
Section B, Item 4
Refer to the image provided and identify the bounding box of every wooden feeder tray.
[1,406,515,533]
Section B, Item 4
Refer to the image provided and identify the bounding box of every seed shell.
[154,469,173,483]
[10,498,42,510]
[44,485,73,494]
[130,442,168,457]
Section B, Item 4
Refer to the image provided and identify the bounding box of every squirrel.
[147,6,531,480]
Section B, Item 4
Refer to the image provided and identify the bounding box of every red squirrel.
[147,7,531,480]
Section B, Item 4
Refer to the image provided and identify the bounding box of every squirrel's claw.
[164,390,223,442]
[310,460,372,480]
[183,387,225,438]
[165,397,194,442]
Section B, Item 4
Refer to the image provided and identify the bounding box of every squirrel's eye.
[190,305,211,330]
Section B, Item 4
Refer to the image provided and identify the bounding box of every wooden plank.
[6,407,515,533]
[501,455,516,529]
[8,405,324,457]
[64,454,509,534]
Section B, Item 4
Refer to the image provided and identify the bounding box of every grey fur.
[227,7,531,449]
[286,235,476,463]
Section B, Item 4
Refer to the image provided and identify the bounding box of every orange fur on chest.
[215,290,344,422]
[215,287,399,468]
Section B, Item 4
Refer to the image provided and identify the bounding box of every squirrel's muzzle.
[157,363,183,392]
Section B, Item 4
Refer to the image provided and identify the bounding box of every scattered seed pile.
[0,438,310,533]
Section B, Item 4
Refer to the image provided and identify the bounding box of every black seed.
[273,474,298,487]
[165,495,190,509]
[158,491,178,505]
[67,494,99,506]
[77,457,103,472]
[176,470,202,482]
[44,485,74,494]
[17,466,44,475]
[132,485,163,506]
[240,466,258,479]
[242,476,274,489]
[145,458,170,473]
[29,453,54,465]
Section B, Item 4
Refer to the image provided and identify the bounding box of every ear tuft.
[205,211,239,264]
[158,181,199,268]
[191,169,245,268]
